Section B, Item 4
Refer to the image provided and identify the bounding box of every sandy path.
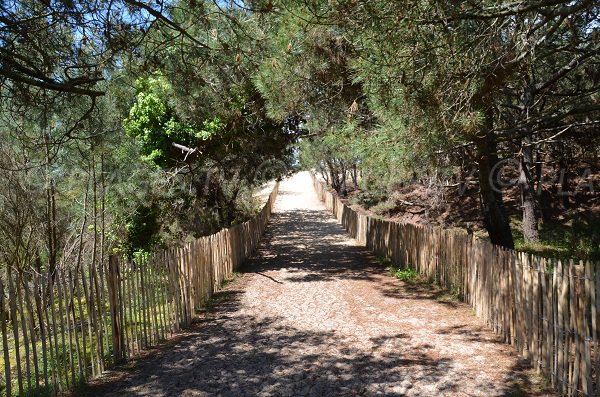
[81,172,549,397]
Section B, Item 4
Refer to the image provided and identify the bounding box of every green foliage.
[376,255,392,267]
[0,3,599,397]
[123,205,160,258]
[124,76,223,168]
[349,190,387,209]
[391,266,419,282]
[132,250,151,265]
[261,0,600,249]
[255,6,355,125]
[370,200,397,216]
[512,217,600,261]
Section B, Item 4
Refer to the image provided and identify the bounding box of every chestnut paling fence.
[313,173,600,397]
[0,183,278,397]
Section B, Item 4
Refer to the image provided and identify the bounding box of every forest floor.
[78,172,553,397]
[342,173,600,260]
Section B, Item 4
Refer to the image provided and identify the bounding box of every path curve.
[82,172,548,397]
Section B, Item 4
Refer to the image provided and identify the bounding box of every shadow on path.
[81,289,457,396]
[80,173,553,397]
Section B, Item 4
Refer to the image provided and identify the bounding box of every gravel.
[80,172,551,397]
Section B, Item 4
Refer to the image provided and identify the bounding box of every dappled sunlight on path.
[81,172,549,397]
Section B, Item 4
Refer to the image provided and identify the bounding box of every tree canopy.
[0,0,599,277]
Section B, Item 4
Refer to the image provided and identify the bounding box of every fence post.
[0,278,11,397]
[108,255,123,364]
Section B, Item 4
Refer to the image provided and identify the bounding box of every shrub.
[391,267,419,282]
[371,199,397,215]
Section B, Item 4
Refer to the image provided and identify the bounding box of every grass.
[370,200,397,216]
[203,272,243,312]
[379,255,418,281]
[1,264,246,396]
[384,257,421,284]
[0,270,176,397]
[435,286,462,303]
[511,216,600,261]
[219,271,242,289]
[1,320,110,397]
[348,190,388,209]
[390,266,419,282]
[504,365,553,397]
[387,261,461,303]
[376,255,392,267]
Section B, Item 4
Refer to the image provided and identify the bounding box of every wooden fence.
[0,183,279,396]
[313,173,599,396]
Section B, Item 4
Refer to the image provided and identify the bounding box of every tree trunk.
[559,154,570,208]
[518,86,541,243]
[351,164,358,187]
[320,163,330,185]
[91,152,98,273]
[224,186,241,226]
[519,135,540,242]
[43,133,58,279]
[475,120,515,249]
[100,152,107,272]
[326,159,340,192]
[340,163,348,197]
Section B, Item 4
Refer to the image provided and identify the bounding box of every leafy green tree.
[255,2,370,195]
[122,1,299,230]
[330,0,600,248]
[124,76,222,168]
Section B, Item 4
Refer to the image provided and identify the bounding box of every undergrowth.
[511,217,600,261]
[390,266,419,282]
[386,260,461,302]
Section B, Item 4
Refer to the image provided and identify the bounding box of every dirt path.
[81,172,550,397]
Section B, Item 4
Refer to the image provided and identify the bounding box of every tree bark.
[43,133,58,280]
[519,135,540,242]
[340,163,348,197]
[517,86,541,242]
[475,118,515,249]
[326,159,341,192]
[322,165,330,185]
[351,164,358,186]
